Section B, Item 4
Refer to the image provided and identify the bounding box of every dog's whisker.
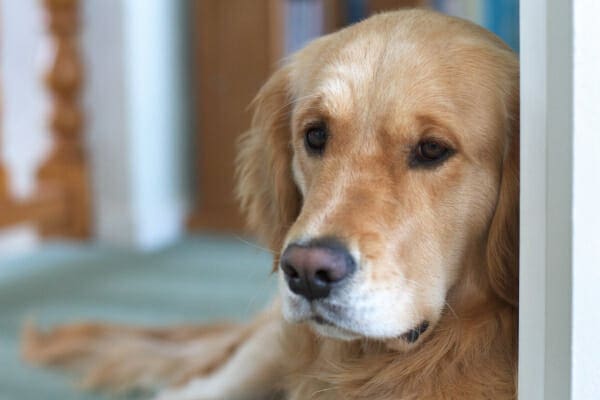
[444,301,460,321]
[233,235,278,255]
[265,92,323,117]
[310,386,337,398]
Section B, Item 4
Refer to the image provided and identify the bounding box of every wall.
[1,0,50,199]
[0,0,49,255]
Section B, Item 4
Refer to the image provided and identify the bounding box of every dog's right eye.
[305,125,328,155]
[409,139,453,168]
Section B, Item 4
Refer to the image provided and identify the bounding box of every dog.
[22,9,519,400]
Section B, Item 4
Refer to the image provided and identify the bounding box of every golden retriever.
[22,9,519,400]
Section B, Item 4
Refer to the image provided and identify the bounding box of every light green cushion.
[0,235,276,400]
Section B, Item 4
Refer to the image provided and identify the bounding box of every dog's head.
[237,10,519,349]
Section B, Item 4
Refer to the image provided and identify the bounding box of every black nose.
[280,238,356,301]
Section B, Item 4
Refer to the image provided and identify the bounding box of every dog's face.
[237,10,519,349]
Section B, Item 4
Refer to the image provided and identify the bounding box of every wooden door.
[187,0,283,232]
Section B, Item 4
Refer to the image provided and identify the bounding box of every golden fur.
[22,9,519,400]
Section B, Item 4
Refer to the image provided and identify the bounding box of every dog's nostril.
[314,269,332,284]
[281,262,299,279]
[314,266,347,284]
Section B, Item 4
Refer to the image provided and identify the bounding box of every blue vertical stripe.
[347,0,368,24]
[431,1,519,52]
[484,0,519,52]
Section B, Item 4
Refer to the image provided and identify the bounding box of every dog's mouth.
[400,320,430,343]
[310,311,430,344]
[312,315,331,326]
[308,312,362,340]
[281,275,433,344]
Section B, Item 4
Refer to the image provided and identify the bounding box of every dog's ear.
[486,93,520,307]
[236,65,301,255]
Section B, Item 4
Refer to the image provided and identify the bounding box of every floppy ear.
[236,65,301,255]
[486,99,520,307]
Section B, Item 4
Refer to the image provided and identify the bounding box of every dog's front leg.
[154,312,286,400]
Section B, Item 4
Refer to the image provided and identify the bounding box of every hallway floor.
[0,235,276,400]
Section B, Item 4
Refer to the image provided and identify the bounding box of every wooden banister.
[0,165,7,200]
[36,0,91,238]
[0,95,67,230]
[0,83,67,231]
[1,70,11,204]
[0,190,65,228]
[0,0,91,235]
[0,111,8,201]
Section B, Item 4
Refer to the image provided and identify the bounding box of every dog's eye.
[305,125,328,155]
[419,141,446,160]
[411,139,452,167]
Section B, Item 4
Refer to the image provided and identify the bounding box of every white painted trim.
[572,1,600,397]
[519,1,573,399]
[81,0,132,246]
[82,0,191,250]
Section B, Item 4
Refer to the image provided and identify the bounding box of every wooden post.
[0,85,8,200]
[36,0,91,238]
[0,133,8,201]
[0,163,7,200]
[187,0,283,232]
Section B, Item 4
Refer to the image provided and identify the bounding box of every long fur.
[22,320,253,392]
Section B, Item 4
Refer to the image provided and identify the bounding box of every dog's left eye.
[305,125,328,155]
[411,139,452,167]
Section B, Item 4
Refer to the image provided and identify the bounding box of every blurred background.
[0,1,518,399]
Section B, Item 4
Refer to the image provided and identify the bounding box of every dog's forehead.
[316,35,396,116]
[288,12,516,157]
[292,32,451,132]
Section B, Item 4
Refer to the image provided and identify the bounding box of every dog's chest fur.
[282,308,517,400]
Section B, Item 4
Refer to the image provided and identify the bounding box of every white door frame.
[519,1,600,398]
